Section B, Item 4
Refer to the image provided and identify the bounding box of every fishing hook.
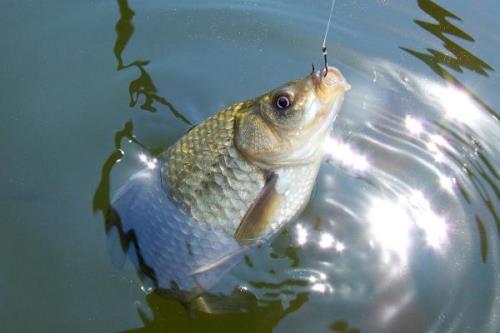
[322,46,328,77]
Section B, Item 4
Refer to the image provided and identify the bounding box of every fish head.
[235,66,350,168]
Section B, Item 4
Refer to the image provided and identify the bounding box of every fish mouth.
[311,66,351,102]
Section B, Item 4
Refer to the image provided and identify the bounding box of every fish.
[108,66,350,304]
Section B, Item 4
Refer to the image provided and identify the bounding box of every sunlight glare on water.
[138,153,157,170]
[324,137,370,172]
[435,84,482,123]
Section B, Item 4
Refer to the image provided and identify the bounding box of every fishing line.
[321,0,336,76]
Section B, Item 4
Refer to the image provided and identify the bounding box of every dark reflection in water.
[401,0,497,119]
[401,0,499,263]
[94,121,135,215]
[330,320,360,333]
[94,0,191,219]
[114,0,191,124]
[404,0,493,76]
[123,292,308,333]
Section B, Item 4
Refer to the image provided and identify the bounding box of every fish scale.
[111,169,243,294]
[163,104,266,234]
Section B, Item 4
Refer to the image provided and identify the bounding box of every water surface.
[0,0,498,332]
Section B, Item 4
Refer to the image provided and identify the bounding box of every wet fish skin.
[162,66,350,242]
[109,67,350,298]
[109,168,243,296]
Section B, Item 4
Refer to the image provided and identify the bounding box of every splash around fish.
[107,66,350,308]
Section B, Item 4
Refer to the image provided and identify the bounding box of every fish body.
[162,104,321,241]
[109,67,350,300]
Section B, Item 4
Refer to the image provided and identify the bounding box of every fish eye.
[274,93,292,110]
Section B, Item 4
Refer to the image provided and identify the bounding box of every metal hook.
[322,46,328,77]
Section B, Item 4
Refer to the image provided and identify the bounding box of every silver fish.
[109,67,350,302]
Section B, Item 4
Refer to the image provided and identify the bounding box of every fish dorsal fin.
[234,172,282,244]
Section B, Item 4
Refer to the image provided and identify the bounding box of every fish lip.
[311,66,351,93]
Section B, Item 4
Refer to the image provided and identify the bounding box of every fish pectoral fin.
[190,246,249,275]
[234,172,282,244]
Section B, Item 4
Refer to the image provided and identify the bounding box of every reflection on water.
[122,291,308,333]
[137,153,158,170]
[94,0,192,219]
[114,0,191,124]
[330,320,360,333]
[93,0,500,332]
[324,137,370,172]
[404,0,493,76]
[400,0,498,265]
[93,121,135,216]
[400,0,496,119]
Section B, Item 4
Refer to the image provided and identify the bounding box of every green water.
[1,0,498,332]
